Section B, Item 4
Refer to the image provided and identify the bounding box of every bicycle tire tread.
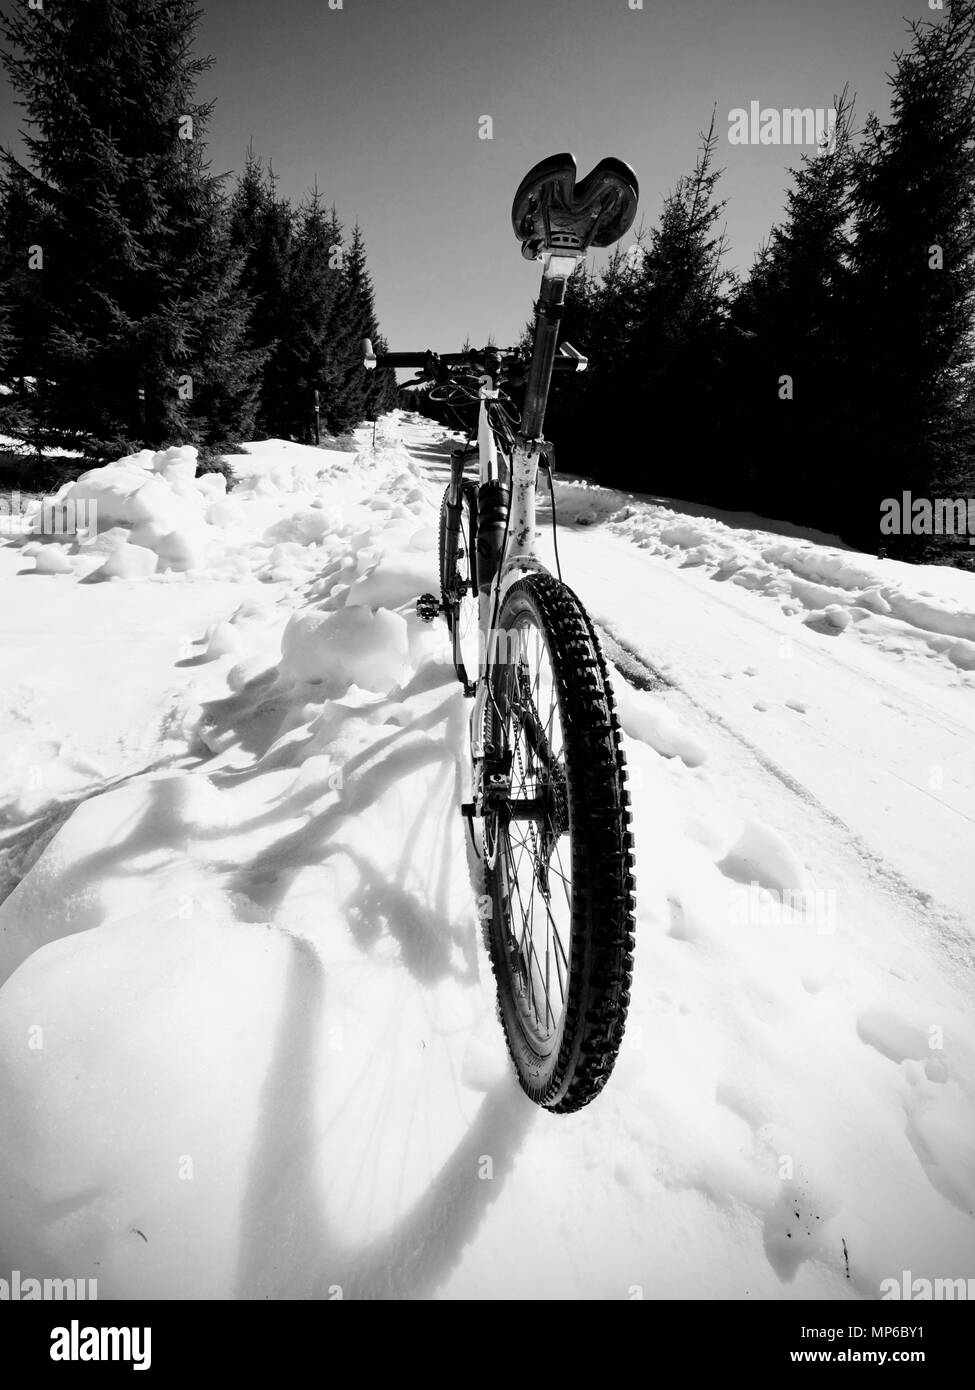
[481,571,636,1114]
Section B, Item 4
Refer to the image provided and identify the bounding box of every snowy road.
[0,415,972,1300]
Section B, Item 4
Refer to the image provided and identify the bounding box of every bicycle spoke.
[489,609,577,1047]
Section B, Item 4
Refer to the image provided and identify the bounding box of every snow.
[615,678,709,767]
[0,411,973,1300]
[552,475,975,671]
[0,432,84,459]
[279,604,411,691]
[12,438,364,584]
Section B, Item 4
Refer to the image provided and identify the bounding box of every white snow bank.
[13,422,432,591]
[555,477,975,678]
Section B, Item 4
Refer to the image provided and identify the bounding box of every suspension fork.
[475,390,507,639]
[466,392,507,830]
[444,446,468,542]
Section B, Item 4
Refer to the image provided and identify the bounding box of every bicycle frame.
[447,252,582,660]
[454,252,583,781]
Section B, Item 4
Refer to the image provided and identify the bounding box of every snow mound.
[600,490,975,677]
[615,680,708,767]
[17,419,425,590]
[280,605,410,693]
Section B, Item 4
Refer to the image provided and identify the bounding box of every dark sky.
[2,0,931,353]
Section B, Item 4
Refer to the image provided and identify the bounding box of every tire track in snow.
[597,617,974,977]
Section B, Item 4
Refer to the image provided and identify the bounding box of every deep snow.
[0,413,972,1299]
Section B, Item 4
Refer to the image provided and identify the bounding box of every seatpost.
[521,255,581,440]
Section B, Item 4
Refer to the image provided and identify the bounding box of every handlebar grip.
[375,352,430,368]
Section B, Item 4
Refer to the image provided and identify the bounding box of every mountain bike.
[363,154,639,1112]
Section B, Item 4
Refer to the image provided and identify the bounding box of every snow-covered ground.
[0,412,972,1300]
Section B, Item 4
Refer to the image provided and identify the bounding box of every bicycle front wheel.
[478,572,635,1113]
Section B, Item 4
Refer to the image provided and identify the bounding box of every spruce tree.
[274,190,344,441]
[0,287,16,435]
[0,142,54,446]
[368,332,399,417]
[623,113,733,497]
[228,150,293,437]
[729,91,855,523]
[185,219,265,447]
[0,0,260,459]
[330,223,381,431]
[848,0,975,555]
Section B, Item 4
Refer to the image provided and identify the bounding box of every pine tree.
[329,224,382,431]
[0,0,261,459]
[368,332,399,416]
[0,286,18,435]
[729,90,856,522]
[185,213,265,447]
[228,150,294,437]
[622,112,733,496]
[0,142,55,446]
[273,190,344,441]
[848,0,975,555]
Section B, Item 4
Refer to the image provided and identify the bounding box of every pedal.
[415,593,441,622]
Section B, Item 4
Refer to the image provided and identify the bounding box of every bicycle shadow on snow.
[204,655,536,1297]
[0,630,540,1294]
[234,932,537,1299]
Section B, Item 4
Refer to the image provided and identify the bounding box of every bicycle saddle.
[512,152,639,260]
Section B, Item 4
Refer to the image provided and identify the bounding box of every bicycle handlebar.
[361,339,587,376]
[369,350,479,370]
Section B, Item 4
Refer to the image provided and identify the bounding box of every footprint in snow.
[761,1179,839,1284]
[858,1007,975,1214]
[856,1008,930,1064]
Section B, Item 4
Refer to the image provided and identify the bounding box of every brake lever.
[423,350,452,385]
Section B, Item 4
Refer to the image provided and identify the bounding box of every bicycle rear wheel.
[478,572,635,1112]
